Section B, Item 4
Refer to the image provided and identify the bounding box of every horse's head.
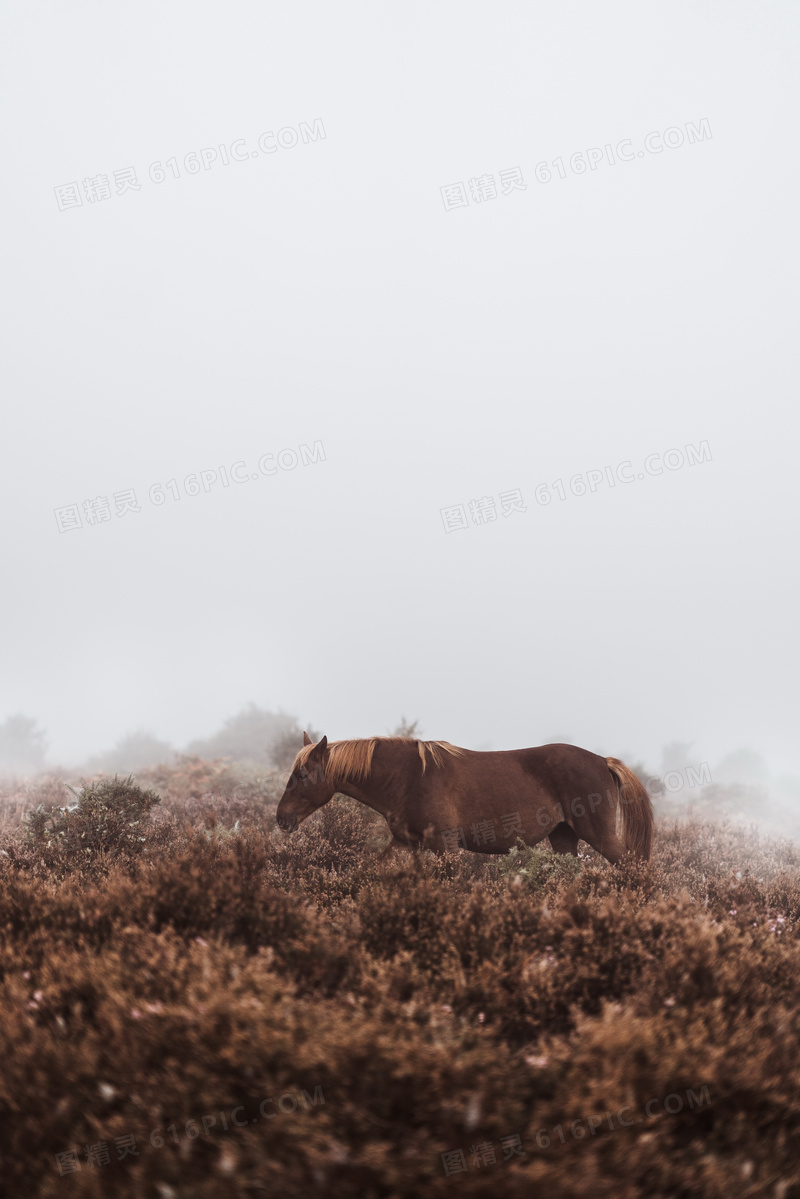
[276,732,334,833]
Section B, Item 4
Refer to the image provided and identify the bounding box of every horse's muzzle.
[277,814,298,833]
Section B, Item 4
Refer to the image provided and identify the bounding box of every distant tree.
[390,717,421,738]
[660,741,694,776]
[627,760,650,788]
[186,703,309,768]
[92,730,175,774]
[714,749,769,785]
[270,724,323,772]
[0,714,47,774]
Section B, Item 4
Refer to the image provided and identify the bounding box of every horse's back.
[461,742,610,777]
[513,742,614,792]
[444,742,613,804]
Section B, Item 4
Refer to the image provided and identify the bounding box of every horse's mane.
[293,737,463,786]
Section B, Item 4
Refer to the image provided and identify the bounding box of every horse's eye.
[298,769,309,782]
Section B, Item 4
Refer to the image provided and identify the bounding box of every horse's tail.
[606,757,654,860]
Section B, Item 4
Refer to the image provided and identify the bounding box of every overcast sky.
[1,1,798,775]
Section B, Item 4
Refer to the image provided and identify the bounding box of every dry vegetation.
[1,759,799,1197]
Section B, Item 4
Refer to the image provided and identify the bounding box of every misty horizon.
[3,3,798,796]
[0,703,794,798]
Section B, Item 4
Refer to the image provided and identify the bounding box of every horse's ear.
[311,735,328,757]
[303,731,313,746]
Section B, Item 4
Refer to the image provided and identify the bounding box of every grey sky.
[1,2,798,774]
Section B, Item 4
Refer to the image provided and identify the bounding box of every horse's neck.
[335,745,404,818]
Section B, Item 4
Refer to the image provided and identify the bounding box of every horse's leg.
[579,828,627,865]
[548,822,579,856]
[379,809,429,859]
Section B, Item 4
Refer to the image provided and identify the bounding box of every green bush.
[499,837,584,889]
[22,774,161,874]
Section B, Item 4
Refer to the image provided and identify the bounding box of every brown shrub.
[0,767,799,1196]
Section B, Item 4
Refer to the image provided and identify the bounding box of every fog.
[2,2,798,787]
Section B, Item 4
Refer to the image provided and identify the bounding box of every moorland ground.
[0,758,799,1198]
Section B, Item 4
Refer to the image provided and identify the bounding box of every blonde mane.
[293,737,463,786]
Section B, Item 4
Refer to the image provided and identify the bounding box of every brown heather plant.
[0,759,799,1196]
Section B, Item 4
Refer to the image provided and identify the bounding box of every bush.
[1,764,800,1196]
[498,838,584,891]
[22,775,162,875]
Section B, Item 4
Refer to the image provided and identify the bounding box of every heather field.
[1,760,800,1198]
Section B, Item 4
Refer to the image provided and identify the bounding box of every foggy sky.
[2,1,798,775]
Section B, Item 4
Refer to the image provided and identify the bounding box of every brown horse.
[276,734,653,863]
